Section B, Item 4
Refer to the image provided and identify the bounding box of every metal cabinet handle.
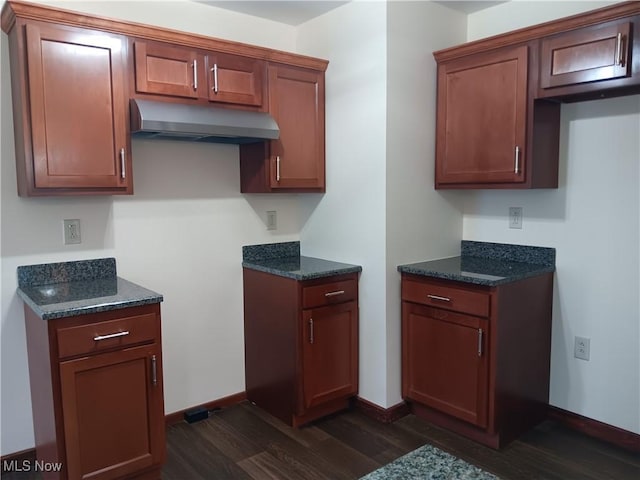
[211,64,219,93]
[151,355,158,386]
[93,331,129,341]
[309,318,314,344]
[427,294,450,302]
[478,329,484,357]
[325,290,345,297]
[276,156,281,182]
[119,148,126,179]
[514,146,520,174]
[615,33,626,66]
[192,60,198,90]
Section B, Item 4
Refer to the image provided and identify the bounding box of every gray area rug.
[360,443,499,480]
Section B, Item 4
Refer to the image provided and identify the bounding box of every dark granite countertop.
[242,241,362,280]
[397,241,555,286]
[17,258,163,320]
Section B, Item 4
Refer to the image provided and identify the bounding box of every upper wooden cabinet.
[540,21,632,89]
[1,0,328,197]
[133,40,265,107]
[205,51,265,107]
[240,64,326,193]
[433,3,640,190]
[435,45,529,187]
[134,41,201,99]
[7,21,131,196]
[538,17,638,99]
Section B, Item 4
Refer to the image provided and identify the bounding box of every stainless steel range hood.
[130,99,279,144]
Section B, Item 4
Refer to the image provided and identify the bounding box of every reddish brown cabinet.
[403,302,489,429]
[401,273,554,448]
[134,41,201,99]
[7,21,131,196]
[433,4,640,190]
[133,40,265,107]
[240,64,326,192]
[23,304,165,480]
[205,52,264,107]
[243,269,358,426]
[435,45,529,187]
[540,21,632,89]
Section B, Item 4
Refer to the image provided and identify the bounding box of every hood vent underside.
[130,99,279,144]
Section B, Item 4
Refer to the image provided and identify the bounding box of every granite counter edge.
[17,288,164,320]
[242,262,362,281]
[397,265,556,286]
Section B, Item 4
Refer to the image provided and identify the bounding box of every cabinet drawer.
[57,313,158,359]
[402,279,489,317]
[302,279,357,309]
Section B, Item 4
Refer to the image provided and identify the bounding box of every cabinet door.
[206,53,265,107]
[301,301,358,412]
[268,64,325,190]
[402,303,488,428]
[540,21,631,89]
[435,45,528,187]
[134,41,202,98]
[25,23,129,191]
[59,344,165,480]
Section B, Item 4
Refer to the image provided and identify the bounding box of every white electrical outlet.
[63,219,81,245]
[509,207,523,229]
[266,211,277,231]
[574,336,590,361]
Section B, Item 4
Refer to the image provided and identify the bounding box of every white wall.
[295,1,390,406]
[463,1,640,434]
[296,1,466,408]
[385,1,465,407]
[0,0,302,456]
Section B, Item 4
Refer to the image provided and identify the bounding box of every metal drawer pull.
[93,331,130,341]
[212,63,219,93]
[427,294,451,302]
[309,318,314,344]
[276,156,281,182]
[151,355,158,386]
[192,60,198,90]
[514,146,520,174]
[478,328,484,357]
[325,290,345,297]
[120,148,126,179]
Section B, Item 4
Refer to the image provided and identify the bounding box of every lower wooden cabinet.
[243,269,358,426]
[403,303,488,429]
[24,304,165,480]
[401,273,553,448]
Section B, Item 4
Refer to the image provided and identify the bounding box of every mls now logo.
[2,459,63,472]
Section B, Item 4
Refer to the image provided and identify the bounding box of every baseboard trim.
[1,447,36,471]
[353,397,410,423]
[548,405,640,453]
[165,391,247,426]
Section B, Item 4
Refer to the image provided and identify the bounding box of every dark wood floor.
[164,401,640,480]
[4,401,639,479]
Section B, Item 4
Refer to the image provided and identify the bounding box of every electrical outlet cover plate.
[574,336,590,361]
[63,219,81,245]
[509,207,523,229]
